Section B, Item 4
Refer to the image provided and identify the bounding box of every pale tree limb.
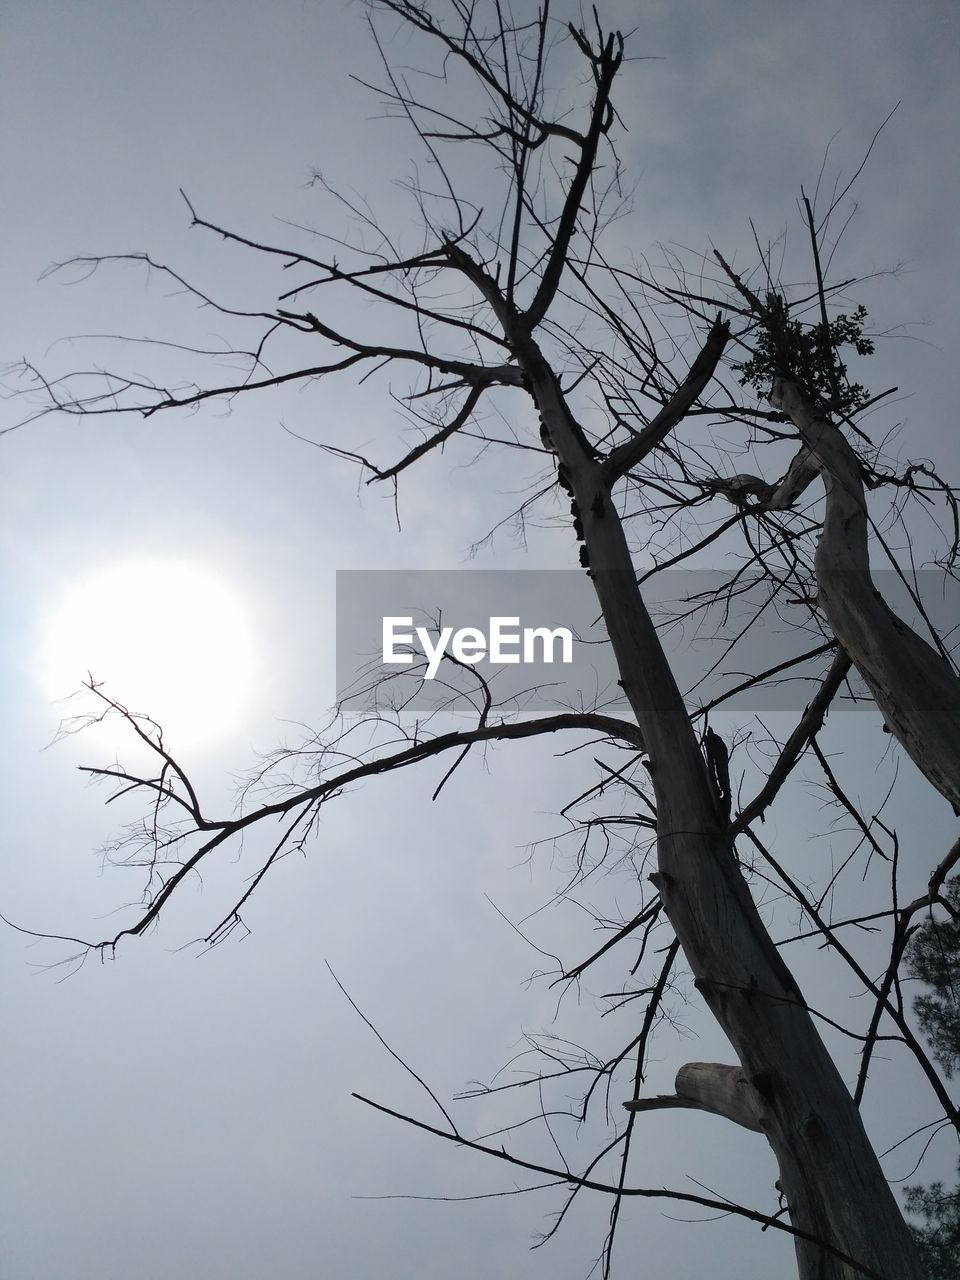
[624,1062,764,1132]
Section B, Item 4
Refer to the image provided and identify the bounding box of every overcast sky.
[2,2,959,1278]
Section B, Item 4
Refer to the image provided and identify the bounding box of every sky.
[1,2,959,1278]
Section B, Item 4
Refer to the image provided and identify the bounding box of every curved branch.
[771,377,960,813]
[602,315,731,484]
[733,649,852,833]
[28,706,648,954]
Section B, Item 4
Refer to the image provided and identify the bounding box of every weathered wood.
[624,1062,765,1132]
[771,377,960,814]
[525,341,925,1279]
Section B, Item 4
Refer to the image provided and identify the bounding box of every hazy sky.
[2,2,959,1278]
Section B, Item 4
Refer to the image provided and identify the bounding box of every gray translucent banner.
[335,569,959,716]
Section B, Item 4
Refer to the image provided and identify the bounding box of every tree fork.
[770,377,960,814]
[524,335,924,1278]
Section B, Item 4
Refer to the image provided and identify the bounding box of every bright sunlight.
[42,560,256,746]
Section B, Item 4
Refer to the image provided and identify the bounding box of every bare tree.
[9,3,960,1278]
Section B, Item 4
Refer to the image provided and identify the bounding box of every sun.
[42,560,256,746]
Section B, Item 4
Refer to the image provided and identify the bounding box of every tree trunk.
[770,377,960,814]
[527,346,925,1279]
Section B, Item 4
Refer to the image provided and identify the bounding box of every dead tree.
[9,4,960,1278]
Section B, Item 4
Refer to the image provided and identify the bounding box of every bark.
[523,343,924,1279]
[770,378,960,814]
[624,1062,764,1132]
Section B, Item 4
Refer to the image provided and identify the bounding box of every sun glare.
[42,561,256,745]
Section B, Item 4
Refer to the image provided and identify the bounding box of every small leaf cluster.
[904,1171,960,1280]
[906,878,960,1077]
[902,879,960,1278]
[734,293,875,415]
